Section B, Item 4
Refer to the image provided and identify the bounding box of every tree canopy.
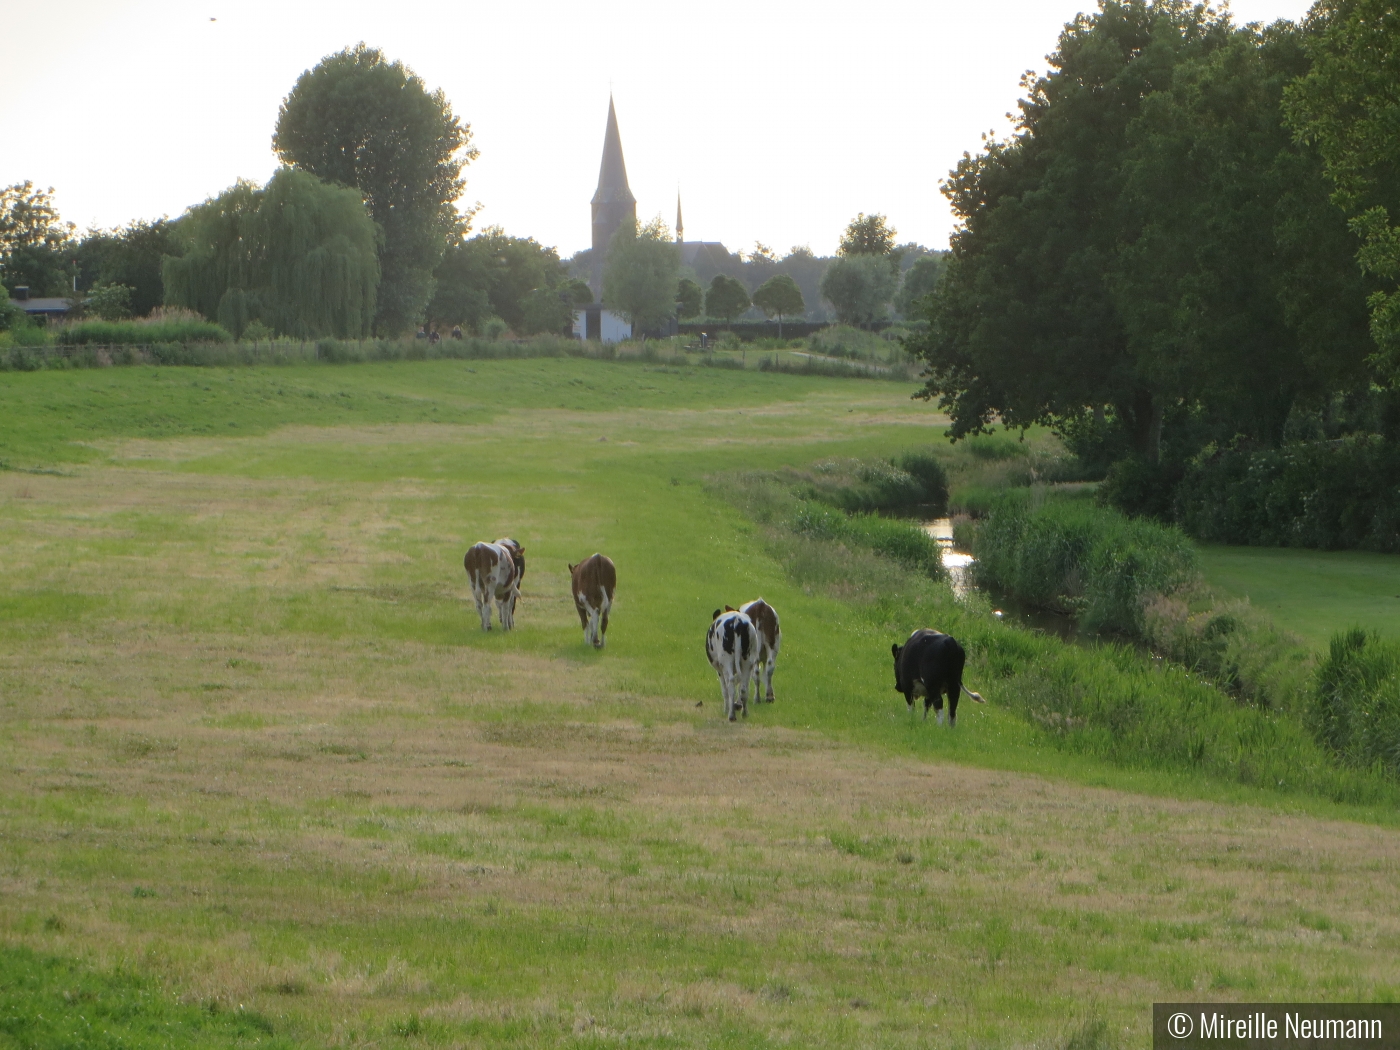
[601,218,680,333]
[906,1,1372,467]
[428,227,577,335]
[894,254,945,319]
[705,274,751,323]
[820,254,897,328]
[676,277,703,320]
[751,274,805,334]
[0,182,74,296]
[273,43,475,336]
[838,212,897,257]
[1285,0,1400,380]
[163,168,381,339]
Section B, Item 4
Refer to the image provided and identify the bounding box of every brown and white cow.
[568,553,616,648]
[463,538,525,631]
[740,599,780,703]
[707,608,759,722]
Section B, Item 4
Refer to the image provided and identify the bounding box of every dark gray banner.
[1154,1005,1399,1050]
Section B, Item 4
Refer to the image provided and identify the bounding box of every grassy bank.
[2,359,1397,1048]
[1199,544,1400,648]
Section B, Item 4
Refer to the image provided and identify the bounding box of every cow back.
[740,599,779,651]
[707,610,756,670]
[571,553,617,605]
[494,538,525,587]
[898,628,964,693]
[464,542,500,586]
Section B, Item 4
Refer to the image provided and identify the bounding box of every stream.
[923,518,1085,643]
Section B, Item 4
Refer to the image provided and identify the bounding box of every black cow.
[891,629,985,725]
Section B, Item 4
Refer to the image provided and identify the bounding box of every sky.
[4,0,1314,259]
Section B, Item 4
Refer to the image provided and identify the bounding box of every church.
[572,97,731,343]
[572,97,636,343]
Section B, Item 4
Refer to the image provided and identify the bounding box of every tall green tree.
[1285,0,1400,380]
[163,168,381,339]
[909,2,1241,460]
[820,254,897,327]
[73,220,181,319]
[273,43,476,336]
[1112,22,1371,447]
[704,274,751,324]
[676,277,704,320]
[0,182,74,296]
[602,218,680,333]
[894,254,945,318]
[751,274,805,337]
[838,213,898,257]
[428,227,576,335]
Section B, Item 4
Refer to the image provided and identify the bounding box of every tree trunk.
[1121,389,1163,463]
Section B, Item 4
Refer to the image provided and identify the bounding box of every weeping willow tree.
[163,168,380,338]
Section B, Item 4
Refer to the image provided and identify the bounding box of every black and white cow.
[464,538,525,631]
[891,628,985,725]
[707,608,760,722]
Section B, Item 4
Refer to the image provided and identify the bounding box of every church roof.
[591,96,636,207]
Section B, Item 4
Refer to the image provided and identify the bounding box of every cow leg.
[723,671,737,722]
[928,695,944,723]
[762,654,776,702]
[599,602,610,647]
[737,670,750,718]
[587,603,603,648]
[473,588,492,631]
[948,685,960,727]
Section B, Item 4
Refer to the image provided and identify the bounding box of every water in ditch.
[923,518,1084,643]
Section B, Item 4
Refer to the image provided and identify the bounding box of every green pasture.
[1,358,1397,1049]
[1198,544,1400,649]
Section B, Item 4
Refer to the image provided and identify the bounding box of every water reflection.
[924,518,975,598]
[923,518,1083,641]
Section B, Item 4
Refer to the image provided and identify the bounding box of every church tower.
[676,193,684,244]
[590,96,637,299]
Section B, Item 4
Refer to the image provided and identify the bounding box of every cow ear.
[892,643,901,657]
[712,609,722,620]
[725,605,736,612]
[567,564,575,573]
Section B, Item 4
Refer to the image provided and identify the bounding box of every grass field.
[2,359,1398,1049]
[1198,544,1400,650]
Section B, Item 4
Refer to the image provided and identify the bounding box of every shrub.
[973,492,1198,635]
[790,502,945,579]
[55,319,232,345]
[1098,456,1184,520]
[799,452,948,516]
[1177,436,1400,552]
[1312,630,1400,779]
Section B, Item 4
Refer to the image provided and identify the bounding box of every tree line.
[905,0,1400,538]
[2,42,945,342]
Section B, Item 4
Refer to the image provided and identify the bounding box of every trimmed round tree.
[705,274,750,325]
[751,273,805,338]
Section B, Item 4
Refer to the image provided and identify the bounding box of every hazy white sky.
[4,0,1313,258]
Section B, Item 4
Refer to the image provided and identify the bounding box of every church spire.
[591,95,635,208]
[589,95,639,299]
[676,192,684,243]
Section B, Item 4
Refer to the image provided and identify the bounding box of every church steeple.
[676,193,684,243]
[589,95,637,298]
